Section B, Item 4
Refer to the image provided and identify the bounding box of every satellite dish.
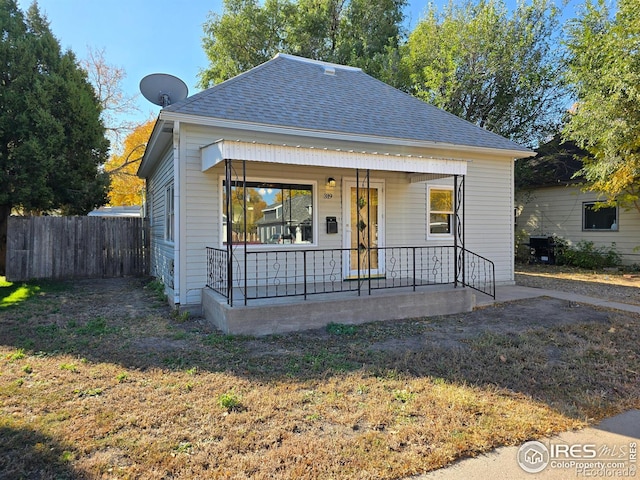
[140,73,188,107]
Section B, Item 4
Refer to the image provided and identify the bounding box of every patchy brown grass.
[1,275,639,479]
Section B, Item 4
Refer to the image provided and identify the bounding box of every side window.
[165,182,175,242]
[583,202,618,231]
[428,186,453,236]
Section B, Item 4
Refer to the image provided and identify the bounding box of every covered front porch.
[200,139,495,335]
[203,243,495,335]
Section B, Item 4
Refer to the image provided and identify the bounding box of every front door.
[343,180,384,279]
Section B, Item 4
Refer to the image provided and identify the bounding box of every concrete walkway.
[478,284,640,316]
[414,285,640,479]
[416,410,640,479]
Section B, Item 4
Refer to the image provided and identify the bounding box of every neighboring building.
[516,138,640,265]
[138,53,533,334]
[88,206,142,217]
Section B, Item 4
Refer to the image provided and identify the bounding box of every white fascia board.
[202,139,467,176]
[161,111,534,160]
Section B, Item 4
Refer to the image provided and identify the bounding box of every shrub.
[555,239,621,269]
[514,229,531,264]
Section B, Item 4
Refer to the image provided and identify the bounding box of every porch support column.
[356,169,360,296]
[454,175,466,288]
[366,169,371,296]
[225,158,233,306]
[242,160,248,306]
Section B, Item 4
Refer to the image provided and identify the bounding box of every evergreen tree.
[0,1,109,274]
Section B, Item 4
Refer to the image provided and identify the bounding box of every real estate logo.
[517,440,550,473]
[517,440,637,476]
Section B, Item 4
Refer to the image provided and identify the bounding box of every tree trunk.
[0,204,11,276]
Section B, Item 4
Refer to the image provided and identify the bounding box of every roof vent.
[323,66,336,76]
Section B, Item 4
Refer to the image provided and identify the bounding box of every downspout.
[173,121,181,305]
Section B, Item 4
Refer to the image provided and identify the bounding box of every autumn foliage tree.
[103,120,154,206]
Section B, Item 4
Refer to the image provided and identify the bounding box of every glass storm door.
[343,181,384,279]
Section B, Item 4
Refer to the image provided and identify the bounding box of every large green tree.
[0,1,109,274]
[198,0,406,87]
[401,0,566,146]
[564,0,640,213]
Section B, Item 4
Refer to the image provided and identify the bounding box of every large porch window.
[222,180,314,245]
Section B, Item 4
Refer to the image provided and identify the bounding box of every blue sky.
[17,0,580,127]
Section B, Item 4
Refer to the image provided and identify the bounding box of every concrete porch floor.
[202,284,477,336]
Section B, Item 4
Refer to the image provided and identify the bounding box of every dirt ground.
[47,266,634,356]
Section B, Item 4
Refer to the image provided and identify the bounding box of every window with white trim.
[222,180,314,245]
[165,182,175,242]
[428,186,453,236]
[583,202,618,231]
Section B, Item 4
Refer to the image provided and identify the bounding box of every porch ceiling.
[201,139,467,176]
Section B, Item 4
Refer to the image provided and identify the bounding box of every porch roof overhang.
[202,139,468,176]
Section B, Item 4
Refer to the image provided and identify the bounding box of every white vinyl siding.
[173,123,519,307]
[518,185,640,265]
[146,146,176,294]
[464,157,515,285]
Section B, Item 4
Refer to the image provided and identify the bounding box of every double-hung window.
[165,182,175,242]
[428,186,454,236]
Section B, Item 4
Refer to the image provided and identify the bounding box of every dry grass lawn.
[1,271,639,479]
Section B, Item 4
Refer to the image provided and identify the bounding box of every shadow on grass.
[1,276,639,420]
[0,426,85,480]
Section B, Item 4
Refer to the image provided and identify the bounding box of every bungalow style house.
[516,138,640,265]
[138,53,533,335]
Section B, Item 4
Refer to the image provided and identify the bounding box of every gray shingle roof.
[164,54,529,153]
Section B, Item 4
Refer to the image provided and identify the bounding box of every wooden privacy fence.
[6,216,149,281]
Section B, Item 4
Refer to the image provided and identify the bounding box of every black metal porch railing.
[458,248,496,299]
[206,246,495,305]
